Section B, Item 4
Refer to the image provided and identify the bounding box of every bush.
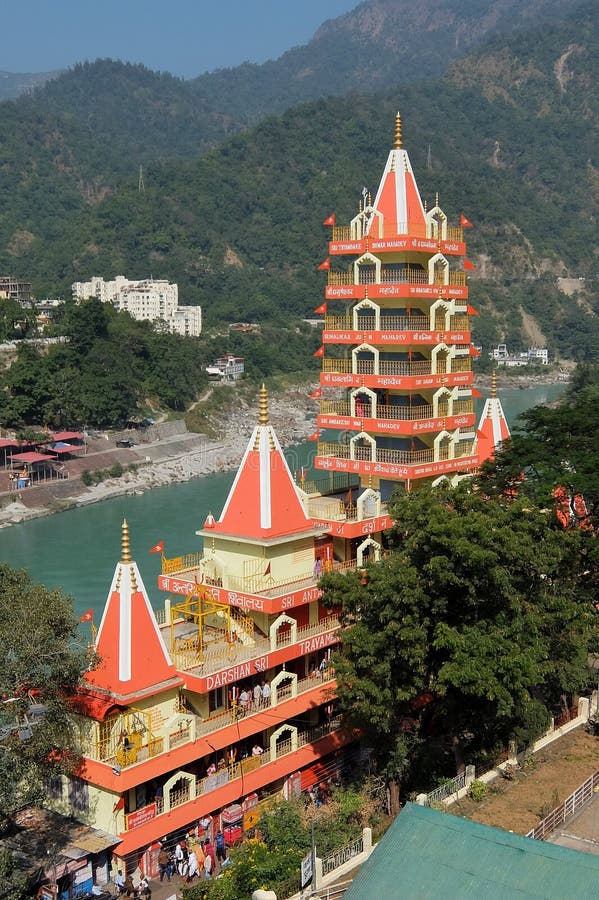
[108,461,124,478]
[81,470,93,486]
[468,780,489,802]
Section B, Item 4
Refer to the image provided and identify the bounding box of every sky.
[0,0,360,79]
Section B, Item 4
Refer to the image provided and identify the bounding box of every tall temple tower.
[312,112,481,556]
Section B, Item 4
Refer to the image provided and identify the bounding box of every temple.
[62,386,351,876]
[312,111,499,562]
[53,113,508,882]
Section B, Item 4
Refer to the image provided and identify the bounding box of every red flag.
[310,387,322,399]
[113,796,125,812]
[79,608,93,623]
[149,540,164,554]
[469,345,481,357]
[308,429,320,441]
[322,214,335,227]
[471,388,483,398]
[460,214,473,227]
[463,258,476,271]
[317,258,331,271]
[313,346,324,357]
[466,303,479,316]
[314,302,327,315]
[264,562,271,576]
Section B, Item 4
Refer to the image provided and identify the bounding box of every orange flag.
[322,214,336,226]
[466,303,479,316]
[464,258,476,271]
[460,214,473,227]
[79,608,93,623]
[314,302,327,315]
[310,387,322,399]
[149,540,164,554]
[317,258,331,271]
[308,430,320,441]
[313,346,324,357]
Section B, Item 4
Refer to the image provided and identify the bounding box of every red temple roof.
[367,112,426,238]
[476,373,511,463]
[206,386,318,543]
[84,521,183,701]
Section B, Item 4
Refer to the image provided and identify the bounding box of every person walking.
[157,846,170,883]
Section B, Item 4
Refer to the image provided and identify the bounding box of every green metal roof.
[343,802,599,899]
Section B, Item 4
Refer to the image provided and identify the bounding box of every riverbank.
[0,374,570,530]
[0,387,319,529]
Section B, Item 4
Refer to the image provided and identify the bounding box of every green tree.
[0,566,90,831]
[320,486,595,806]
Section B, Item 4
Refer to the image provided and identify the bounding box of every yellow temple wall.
[205,535,315,587]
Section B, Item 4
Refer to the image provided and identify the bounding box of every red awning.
[47,445,75,455]
[10,451,54,464]
[52,431,83,442]
[0,439,20,449]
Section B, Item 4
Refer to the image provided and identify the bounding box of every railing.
[297,472,359,497]
[329,223,464,244]
[321,357,472,376]
[317,441,475,467]
[88,672,339,770]
[326,270,467,287]
[162,552,203,575]
[324,315,470,332]
[321,835,365,877]
[526,769,599,841]
[424,767,475,806]
[319,400,474,421]
[123,717,344,830]
[169,614,340,676]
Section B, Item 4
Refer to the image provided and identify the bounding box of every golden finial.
[359,198,363,212]
[435,192,439,208]
[258,383,269,425]
[390,153,395,173]
[130,566,138,592]
[367,192,372,206]
[491,369,497,399]
[394,111,402,148]
[121,519,131,563]
[424,200,428,213]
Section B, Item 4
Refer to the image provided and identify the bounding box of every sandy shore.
[0,389,319,529]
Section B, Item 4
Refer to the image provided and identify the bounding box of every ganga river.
[0,383,566,618]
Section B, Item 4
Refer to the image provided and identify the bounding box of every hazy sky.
[0,0,360,78]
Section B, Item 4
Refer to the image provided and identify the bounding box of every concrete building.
[71,277,202,337]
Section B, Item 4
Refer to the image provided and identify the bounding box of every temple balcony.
[315,440,478,481]
[114,717,353,854]
[321,357,472,385]
[330,224,464,244]
[318,399,475,437]
[83,670,338,778]
[324,314,470,332]
[162,612,341,680]
[326,271,467,288]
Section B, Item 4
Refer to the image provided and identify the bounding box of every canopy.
[47,443,76,455]
[52,431,83,442]
[10,451,54,464]
[0,439,20,449]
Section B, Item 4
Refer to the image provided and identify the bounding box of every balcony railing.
[124,717,344,831]
[326,271,467,287]
[317,441,476,467]
[331,224,464,242]
[324,315,470,332]
[169,614,340,675]
[307,497,388,524]
[87,671,338,771]
[319,400,474,421]
[321,358,472,376]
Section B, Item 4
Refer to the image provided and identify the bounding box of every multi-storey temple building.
[53,113,505,883]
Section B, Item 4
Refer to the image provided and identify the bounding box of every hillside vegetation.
[0,0,597,362]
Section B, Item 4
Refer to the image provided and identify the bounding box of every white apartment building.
[71,276,201,337]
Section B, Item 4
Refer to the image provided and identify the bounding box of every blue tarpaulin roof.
[343,802,599,899]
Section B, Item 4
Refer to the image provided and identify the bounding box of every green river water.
[0,383,566,618]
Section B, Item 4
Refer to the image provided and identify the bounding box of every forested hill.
[189,0,582,123]
[0,1,598,359]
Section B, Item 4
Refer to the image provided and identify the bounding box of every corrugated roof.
[343,803,599,899]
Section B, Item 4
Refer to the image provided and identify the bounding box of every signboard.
[300,852,313,890]
[126,802,156,830]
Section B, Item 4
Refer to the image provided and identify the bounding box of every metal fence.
[321,835,365,877]
[526,769,599,840]
[423,765,475,806]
